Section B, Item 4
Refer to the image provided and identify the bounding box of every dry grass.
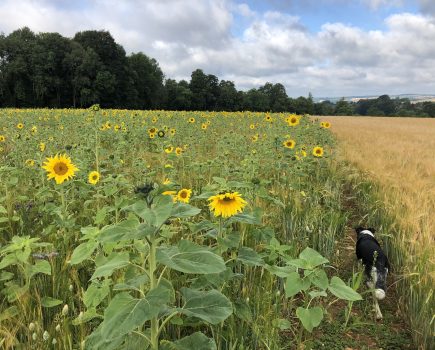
[319,116,434,348]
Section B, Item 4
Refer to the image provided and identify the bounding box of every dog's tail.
[372,267,388,300]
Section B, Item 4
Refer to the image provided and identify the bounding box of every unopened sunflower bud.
[62,304,69,316]
[52,338,57,345]
[32,332,37,340]
[29,322,35,331]
[69,284,73,292]
[78,311,83,319]
[43,330,49,341]
[276,290,281,297]
[55,324,61,332]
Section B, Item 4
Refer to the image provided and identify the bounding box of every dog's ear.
[368,227,376,234]
[355,227,364,235]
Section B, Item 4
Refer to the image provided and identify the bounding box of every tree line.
[1,27,434,117]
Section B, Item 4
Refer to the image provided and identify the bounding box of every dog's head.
[355,226,376,239]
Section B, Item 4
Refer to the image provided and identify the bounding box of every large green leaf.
[285,272,311,298]
[179,288,233,324]
[161,332,216,350]
[299,247,329,268]
[157,240,226,274]
[237,247,264,266]
[70,241,98,265]
[84,281,110,308]
[265,264,296,278]
[171,203,201,218]
[296,306,323,332]
[29,260,51,277]
[328,276,362,301]
[126,196,173,228]
[98,217,140,243]
[307,268,329,290]
[101,282,173,339]
[287,247,329,270]
[91,252,130,280]
[40,296,63,308]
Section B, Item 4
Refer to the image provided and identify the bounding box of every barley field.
[321,116,435,349]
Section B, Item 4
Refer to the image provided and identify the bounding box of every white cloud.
[1,0,435,96]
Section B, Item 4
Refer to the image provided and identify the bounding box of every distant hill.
[313,94,435,103]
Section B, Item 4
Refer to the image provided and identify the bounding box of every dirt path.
[311,191,415,350]
[309,183,415,350]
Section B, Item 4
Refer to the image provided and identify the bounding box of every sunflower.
[170,128,176,136]
[188,117,195,123]
[265,114,272,122]
[157,130,165,138]
[149,133,156,139]
[175,147,183,156]
[313,146,324,157]
[42,154,79,184]
[148,127,157,134]
[322,121,331,128]
[201,123,208,130]
[165,146,174,154]
[88,171,100,185]
[114,124,121,132]
[177,188,192,203]
[283,139,296,149]
[31,126,37,134]
[0,135,5,142]
[208,192,247,218]
[163,178,171,185]
[17,123,24,129]
[162,190,177,202]
[287,115,300,127]
[251,135,258,142]
[249,124,256,129]
[25,159,35,167]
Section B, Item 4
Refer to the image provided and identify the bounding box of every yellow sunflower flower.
[25,159,35,167]
[313,146,324,157]
[201,123,208,130]
[283,139,296,149]
[162,190,177,202]
[170,128,176,136]
[0,135,5,142]
[17,123,24,129]
[42,154,79,184]
[286,115,300,127]
[177,189,192,203]
[208,192,247,218]
[188,117,195,123]
[39,142,46,152]
[165,146,174,154]
[163,178,172,185]
[321,121,331,128]
[88,171,100,185]
[175,147,183,156]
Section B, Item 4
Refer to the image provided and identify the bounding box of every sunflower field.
[0,108,363,349]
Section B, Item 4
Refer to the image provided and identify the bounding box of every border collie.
[355,227,390,319]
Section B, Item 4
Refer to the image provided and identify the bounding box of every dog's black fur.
[355,227,390,300]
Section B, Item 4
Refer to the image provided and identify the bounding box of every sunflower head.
[165,146,174,154]
[177,188,192,203]
[287,115,300,126]
[208,191,247,218]
[283,139,296,149]
[313,146,324,157]
[157,130,165,138]
[25,159,35,167]
[42,154,79,184]
[88,171,100,185]
[175,147,183,156]
[17,123,24,129]
[0,135,5,142]
[188,117,195,123]
[322,121,331,128]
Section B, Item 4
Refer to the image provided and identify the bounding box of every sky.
[1,0,435,97]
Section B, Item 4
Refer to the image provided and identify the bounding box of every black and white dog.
[355,227,390,319]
